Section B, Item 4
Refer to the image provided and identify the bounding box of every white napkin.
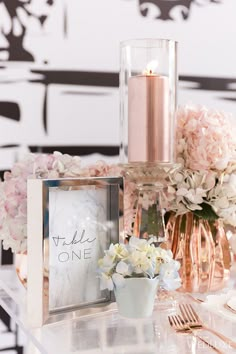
[202,290,236,322]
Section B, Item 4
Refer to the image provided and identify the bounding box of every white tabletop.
[0,265,236,354]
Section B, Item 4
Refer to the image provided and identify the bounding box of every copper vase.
[15,239,49,296]
[15,252,28,287]
[166,213,231,293]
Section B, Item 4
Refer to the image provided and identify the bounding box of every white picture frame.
[27,177,123,327]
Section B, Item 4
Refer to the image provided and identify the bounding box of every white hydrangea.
[97,236,181,291]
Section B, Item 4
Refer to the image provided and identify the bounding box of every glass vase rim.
[120,38,178,49]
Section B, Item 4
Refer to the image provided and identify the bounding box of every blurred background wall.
[0,0,235,173]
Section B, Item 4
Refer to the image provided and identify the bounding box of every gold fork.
[168,314,223,353]
[179,303,236,349]
[224,303,236,314]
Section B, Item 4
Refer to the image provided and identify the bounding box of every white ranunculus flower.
[129,250,152,273]
[159,261,181,291]
[228,174,236,194]
[128,236,148,251]
[176,187,188,197]
[215,204,236,227]
[116,261,130,276]
[107,243,129,260]
[100,273,114,291]
[100,254,115,268]
[167,185,176,194]
[158,248,173,262]
[202,172,217,190]
[174,172,185,183]
[185,189,205,204]
[214,196,230,209]
[98,239,181,292]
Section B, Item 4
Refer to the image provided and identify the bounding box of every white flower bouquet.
[97,236,181,291]
[164,105,236,226]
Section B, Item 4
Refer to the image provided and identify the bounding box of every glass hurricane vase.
[166,212,231,293]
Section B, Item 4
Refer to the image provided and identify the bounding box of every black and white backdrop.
[0,0,236,352]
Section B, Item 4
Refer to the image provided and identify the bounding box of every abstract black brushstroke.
[137,0,222,20]
[0,307,23,354]
[180,75,236,91]
[0,144,19,148]
[30,70,119,87]
[1,247,13,265]
[0,0,55,61]
[0,306,11,331]
[43,86,48,133]
[0,102,20,120]
[222,97,236,102]
[29,145,120,156]
[62,91,111,96]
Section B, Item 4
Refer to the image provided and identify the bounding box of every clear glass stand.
[121,162,180,245]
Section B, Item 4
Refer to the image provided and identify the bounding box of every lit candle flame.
[143,60,158,75]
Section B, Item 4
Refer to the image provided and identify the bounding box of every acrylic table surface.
[0,265,236,354]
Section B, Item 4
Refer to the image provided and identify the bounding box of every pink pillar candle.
[128,74,171,163]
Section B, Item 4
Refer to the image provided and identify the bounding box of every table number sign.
[27,177,123,327]
[49,186,110,312]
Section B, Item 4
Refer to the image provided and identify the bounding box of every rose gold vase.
[167,213,231,293]
[15,239,49,293]
[15,252,28,287]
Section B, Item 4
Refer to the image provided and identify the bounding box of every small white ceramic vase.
[114,277,159,318]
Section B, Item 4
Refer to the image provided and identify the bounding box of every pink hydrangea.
[165,105,236,226]
[0,152,122,253]
[176,105,236,171]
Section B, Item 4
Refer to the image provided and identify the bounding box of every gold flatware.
[168,314,223,353]
[223,303,236,315]
[179,303,236,349]
[186,294,204,304]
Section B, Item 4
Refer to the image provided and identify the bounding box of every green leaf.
[147,204,158,235]
[180,214,187,233]
[193,203,219,221]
